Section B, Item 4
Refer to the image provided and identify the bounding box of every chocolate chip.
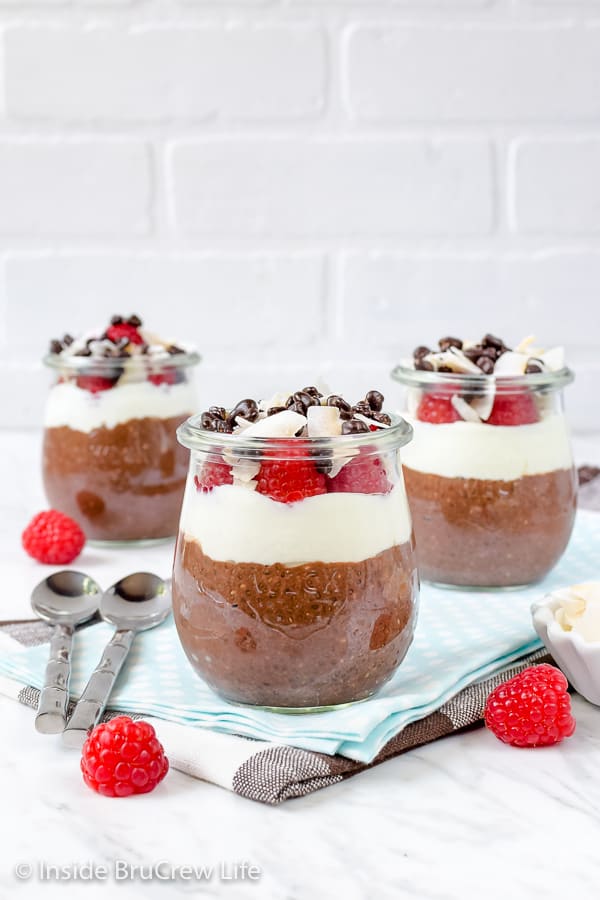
[439,336,463,351]
[110,315,123,325]
[302,386,322,399]
[140,344,150,355]
[209,406,227,420]
[352,401,372,418]
[525,360,544,374]
[63,334,74,346]
[413,346,431,360]
[49,339,63,355]
[293,390,319,409]
[267,406,286,416]
[342,418,370,435]
[326,395,352,413]
[463,346,484,362]
[414,359,434,372]
[479,347,499,360]
[287,401,307,416]
[230,399,259,423]
[366,390,384,412]
[74,348,92,357]
[166,344,185,356]
[482,333,505,351]
[215,418,233,434]
[372,412,391,425]
[201,412,217,430]
[476,356,495,374]
[128,314,142,327]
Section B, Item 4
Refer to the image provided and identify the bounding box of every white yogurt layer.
[181,481,412,566]
[401,413,573,480]
[44,380,197,432]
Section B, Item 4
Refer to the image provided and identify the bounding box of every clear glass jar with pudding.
[42,329,200,545]
[172,393,419,711]
[391,348,577,589]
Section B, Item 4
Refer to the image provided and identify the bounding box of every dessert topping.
[199,389,392,437]
[413,333,564,377]
[484,664,575,748]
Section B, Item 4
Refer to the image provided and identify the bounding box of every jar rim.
[391,362,575,392]
[43,349,202,372]
[177,412,413,458]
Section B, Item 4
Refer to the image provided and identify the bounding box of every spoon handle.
[35,623,74,734]
[62,629,135,748]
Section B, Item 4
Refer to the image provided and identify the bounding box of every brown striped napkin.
[2,466,597,805]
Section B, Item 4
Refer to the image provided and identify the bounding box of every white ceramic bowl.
[532,586,600,706]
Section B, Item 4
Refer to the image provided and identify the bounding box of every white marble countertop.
[1,430,600,900]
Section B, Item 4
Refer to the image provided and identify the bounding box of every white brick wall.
[0,0,598,436]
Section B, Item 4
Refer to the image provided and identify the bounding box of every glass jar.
[391,365,577,589]
[42,350,200,544]
[172,415,419,711]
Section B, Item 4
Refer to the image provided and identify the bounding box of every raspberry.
[22,510,85,565]
[485,664,576,748]
[416,392,461,424]
[256,443,327,503]
[81,716,169,798]
[328,449,392,495]
[487,391,539,426]
[194,460,233,492]
[106,323,144,346]
[148,369,177,387]
[76,374,119,393]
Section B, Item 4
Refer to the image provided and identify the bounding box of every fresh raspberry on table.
[486,390,539,426]
[328,448,392,495]
[22,510,85,565]
[484,664,576,748]
[256,443,327,503]
[194,460,234,492]
[106,322,144,346]
[81,716,169,798]
[76,374,119,393]
[416,392,461,424]
[147,369,177,387]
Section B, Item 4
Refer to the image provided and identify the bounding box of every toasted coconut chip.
[493,351,530,376]
[232,416,254,434]
[470,385,495,421]
[242,409,307,438]
[307,405,342,437]
[424,347,481,375]
[258,391,290,413]
[223,455,261,483]
[232,477,258,491]
[451,395,481,423]
[327,450,360,479]
[353,412,390,430]
[540,346,565,371]
[515,335,544,357]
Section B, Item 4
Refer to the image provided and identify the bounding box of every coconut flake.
[232,477,258,491]
[258,391,290,413]
[242,409,307,438]
[470,386,495,421]
[451,395,482,423]
[515,335,544,357]
[540,346,565,372]
[307,405,342,437]
[493,351,530,376]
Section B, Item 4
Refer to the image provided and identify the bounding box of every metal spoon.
[62,572,171,748]
[31,571,101,735]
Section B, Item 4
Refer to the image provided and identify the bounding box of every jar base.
[423,577,543,592]
[220,693,373,715]
[87,536,175,549]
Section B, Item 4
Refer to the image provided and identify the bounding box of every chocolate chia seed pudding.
[43,416,190,542]
[42,314,199,543]
[173,538,417,708]
[172,387,418,710]
[403,467,577,588]
[392,333,577,588]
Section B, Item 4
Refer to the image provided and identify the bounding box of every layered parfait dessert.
[43,314,199,543]
[392,334,577,588]
[172,388,418,710]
